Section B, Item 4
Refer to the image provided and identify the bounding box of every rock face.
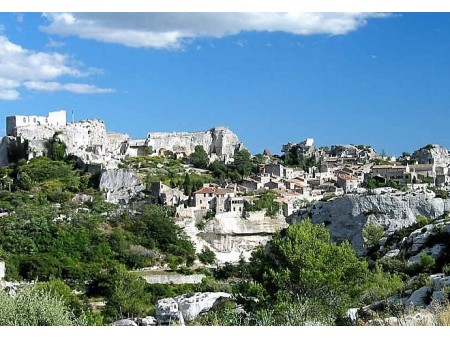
[3,112,246,170]
[175,292,233,322]
[10,118,131,170]
[99,169,145,204]
[304,190,450,255]
[178,210,289,264]
[156,292,232,324]
[146,126,244,163]
[412,144,450,166]
[406,286,432,307]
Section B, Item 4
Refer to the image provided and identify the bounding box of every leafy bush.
[0,286,87,325]
[189,145,209,169]
[198,247,216,265]
[363,223,384,248]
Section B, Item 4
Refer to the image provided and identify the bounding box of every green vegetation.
[363,223,384,248]
[244,190,280,217]
[366,176,399,189]
[242,219,370,320]
[429,187,449,199]
[198,247,217,265]
[283,146,317,171]
[3,134,450,326]
[0,285,87,326]
[45,132,67,161]
[189,145,209,169]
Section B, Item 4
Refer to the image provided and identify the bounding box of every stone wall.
[139,273,205,284]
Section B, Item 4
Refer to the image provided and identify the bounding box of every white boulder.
[175,292,233,322]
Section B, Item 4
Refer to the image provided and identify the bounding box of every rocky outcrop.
[99,169,145,204]
[412,144,450,166]
[9,118,131,170]
[110,319,138,326]
[156,298,184,326]
[406,286,432,307]
[178,210,289,264]
[175,292,233,322]
[146,126,244,163]
[140,316,157,326]
[156,292,232,324]
[303,190,450,255]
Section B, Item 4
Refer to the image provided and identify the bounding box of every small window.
[33,118,36,123]
[23,117,26,123]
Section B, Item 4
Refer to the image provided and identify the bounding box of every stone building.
[371,164,414,184]
[7,110,67,137]
[337,174,360,193]
[194,185,243,214]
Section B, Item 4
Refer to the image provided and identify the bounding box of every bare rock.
[156,298,184,326]
[140,316,157,326]
[99,169,145,204]
[175,292,233,322]
[110,319,137,326]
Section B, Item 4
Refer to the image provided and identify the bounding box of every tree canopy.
[246,219,370,319]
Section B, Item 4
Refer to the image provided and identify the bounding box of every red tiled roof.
[193,187,234,195]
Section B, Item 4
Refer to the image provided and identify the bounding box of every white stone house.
[337,174,360,193]
[371,164,414,184]
[194,186,242,214]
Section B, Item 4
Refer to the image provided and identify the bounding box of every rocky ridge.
[299,189,450,255]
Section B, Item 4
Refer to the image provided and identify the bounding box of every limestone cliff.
[99,169,145,204]
[412,144,450,166]
[146,126,244,163]
[179,211,288,264]
[300,190,450,255]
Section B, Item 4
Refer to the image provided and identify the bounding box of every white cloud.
[41,12,389,49]
[0,89,19,100]
[0,35,113,100]
[46,38,65,48]
[24,81,115,94]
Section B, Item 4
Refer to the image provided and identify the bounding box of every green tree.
[99,266,152,322]
[233,149,254,177]
[362,223,384,248]
[198,247,216,265]
[189,145,209,169]
[46,133,67,161]
[208,160,228,181]
[246,219,369,319]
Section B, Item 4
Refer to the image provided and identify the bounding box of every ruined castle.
[1,110,244,169]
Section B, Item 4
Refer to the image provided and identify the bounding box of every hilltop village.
[4,110,449,221]
[4,110,450,326]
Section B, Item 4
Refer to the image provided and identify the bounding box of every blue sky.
[0,12,450,156]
